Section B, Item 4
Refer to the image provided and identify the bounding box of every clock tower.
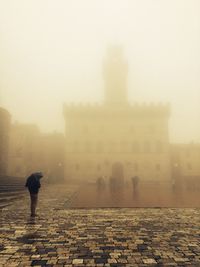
[103,46,128,105]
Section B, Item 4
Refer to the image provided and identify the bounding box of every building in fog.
[7,122,65,181]
[40,132,65,182]
[63,47,171,183]
[0,107,11,176]
[8,123,41,177]
[171,143,200,191]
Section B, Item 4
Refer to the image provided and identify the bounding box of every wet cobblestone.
[0,185,200,266]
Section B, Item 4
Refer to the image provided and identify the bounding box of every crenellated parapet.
[63,101,170,119]
[63,102,104,118]
[129,102,170,116]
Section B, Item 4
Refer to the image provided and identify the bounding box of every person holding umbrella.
[25,172,43,217]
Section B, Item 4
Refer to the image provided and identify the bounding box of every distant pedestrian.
[131,176,139,200]
[25,172,43,217]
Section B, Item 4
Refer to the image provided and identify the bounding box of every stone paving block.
[72,258,84,264]
[1,185,200,266]
[143,258,157,264]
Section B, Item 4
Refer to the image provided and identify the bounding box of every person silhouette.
[25,172,43,217]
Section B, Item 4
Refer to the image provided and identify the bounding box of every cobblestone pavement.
[0,185,200,266]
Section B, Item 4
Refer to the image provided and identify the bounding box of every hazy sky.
[0,0,199,142]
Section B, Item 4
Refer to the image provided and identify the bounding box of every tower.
[103,46,128,105]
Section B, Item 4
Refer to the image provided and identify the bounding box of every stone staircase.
[0,176,26,209]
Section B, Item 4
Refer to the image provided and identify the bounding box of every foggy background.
[0,0,200,142]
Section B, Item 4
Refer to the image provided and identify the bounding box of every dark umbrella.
[32,172,43,179]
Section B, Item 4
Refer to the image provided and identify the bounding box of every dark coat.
[25,174,41,194]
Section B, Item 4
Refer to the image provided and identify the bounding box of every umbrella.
[32,172,43,178]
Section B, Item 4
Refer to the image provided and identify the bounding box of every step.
[0,191,26,197]
[0,193,25,200]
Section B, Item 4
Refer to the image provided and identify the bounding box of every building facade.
[40,132,65,182]
[171,143,200,190]
[63,47,171,183]
[0,107,11,176]
[7,122,65,181]
[7,123,41,177]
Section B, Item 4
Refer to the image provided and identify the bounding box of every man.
[131,176,139,200]
[25,172,43,217]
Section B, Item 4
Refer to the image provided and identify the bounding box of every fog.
[0,0,200,142]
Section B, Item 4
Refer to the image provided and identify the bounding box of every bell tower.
[103,46,128,105]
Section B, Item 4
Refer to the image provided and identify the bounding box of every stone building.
[63,47,171,183]
[7,123,41,177]
[40,132,65,182]
[171,143,200,191]
[8,123,65,181]
[0,107,11,176]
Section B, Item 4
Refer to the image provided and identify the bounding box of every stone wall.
[0,107,11,176]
